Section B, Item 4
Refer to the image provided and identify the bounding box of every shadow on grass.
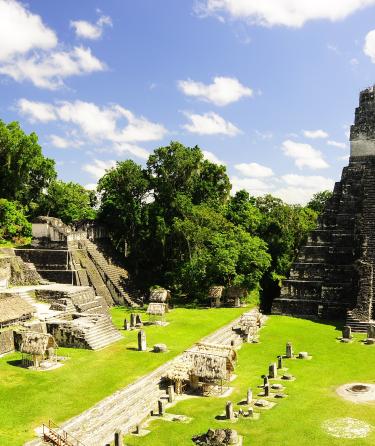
[6,359,24,368]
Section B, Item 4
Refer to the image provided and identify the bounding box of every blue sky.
[2,0,375,203]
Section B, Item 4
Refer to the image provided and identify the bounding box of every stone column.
[248,407,254,418]
[268,363,277,379]
[277,355,283,369]
[368,324,375,339]
[262,374,269,387]
[123,318,129,330]
[114,430,123,446]
[264,384,269,397]
[286,342,293,358]
[168,385,175,403]
[342,325,352,339]
[226,401,234,420]
[136,314,142,326]
[138,330,147,351]
[246,388,252,405]
[158,399,164,416]
[130,313,136,328]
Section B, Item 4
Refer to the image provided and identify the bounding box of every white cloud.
[274,174,334,204]
[183,111,240,136]
[17,99,166,159]
[17,98,57,122]
[234,162,274,178]
[82,159,117,180]
[0,0,57,61]
[303,129,329,139]
[364,30,375,62]
[231,175,273,196]
[254,130,273,140]
[0,1,105,89]
[84,183,97,191]
[50,135,70,149]
[202,150,225,165]
[282,139,329,169]
[178,76,253,106]
[196,0,375,28]
[327,140,347,149]
[71,15,112,40]
[0,46,105,89]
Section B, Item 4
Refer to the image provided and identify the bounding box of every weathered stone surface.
[268,362,277,378]
[298,352,309,359]
[192,429,240,445]
[138,330,147,351]
[342,325,352,339]
[226,401,234,420]
[272,87,375,326]
[286,342,293,358]
[246,388,252,404]
[153,343,167,353]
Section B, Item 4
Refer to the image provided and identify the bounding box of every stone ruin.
[192,429,241,446]
[273,86,375,330]
[0,247,122,354]
[16,216,143,307]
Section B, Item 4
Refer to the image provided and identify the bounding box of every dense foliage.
[307,190,333,213]
[38,180,97,225]
[0,199,31,244]
[0,120,56,208]
[98,141,318,304]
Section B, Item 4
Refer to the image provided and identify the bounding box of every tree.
[98,160,149,253]
[0,120,56,207]
[0,199,31,243]
[254,194,318,311]
[38,181,96,225]
[307,190,333,214]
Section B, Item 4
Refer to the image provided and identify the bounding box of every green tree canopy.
[0,120,56,207]
[307,190,333,214]
[0,199,31,244]
[38,181,96,225]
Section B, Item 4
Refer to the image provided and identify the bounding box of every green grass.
[124,316,375,446]
[0,306,245,446]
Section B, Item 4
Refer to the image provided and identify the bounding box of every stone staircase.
[70,249,114,306]
[26,312,249,446]
[79,240,143,307]
[83,316,123,350]
[346,310,370,333]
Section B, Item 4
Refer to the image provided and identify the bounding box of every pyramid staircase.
[78,240,143,307]
[82,315,123,350]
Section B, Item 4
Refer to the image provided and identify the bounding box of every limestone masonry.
[272,86,375,330]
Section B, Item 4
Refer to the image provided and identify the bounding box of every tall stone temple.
[272,86,375,330]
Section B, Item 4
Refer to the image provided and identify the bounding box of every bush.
[0,199,31,244]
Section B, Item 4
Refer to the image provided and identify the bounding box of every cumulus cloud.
[82,159,117,180]
[178,76,253,106]
[0,0,105,89]
[328,140,347,149]
[71,15,112,40]
[18,99,167,159]
[231,171,334,204]
[282,140,329,169]
[231,176,273,196]
[0,0,57,61]
[202,150,225,165]
[17,98,57,122]
[49,134,84,149]
[195,0,375,28]
[303,129,329,139]
[182,111,240,136]
[234,162,274,178]
[274,174,335,204]
[0,46,105,89]
[84,183,97,191]
[364,29,375,62]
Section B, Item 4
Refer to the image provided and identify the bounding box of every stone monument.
[272,86,375,330]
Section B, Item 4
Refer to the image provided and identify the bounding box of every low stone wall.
[0,330,15,355]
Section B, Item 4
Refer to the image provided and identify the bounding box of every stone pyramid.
[272,86,375,329]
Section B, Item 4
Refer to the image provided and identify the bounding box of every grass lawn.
[0,306,245,446]
[125,316,375,446]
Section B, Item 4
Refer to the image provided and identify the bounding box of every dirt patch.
[336,382,375,403]
[322,418,372,439]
